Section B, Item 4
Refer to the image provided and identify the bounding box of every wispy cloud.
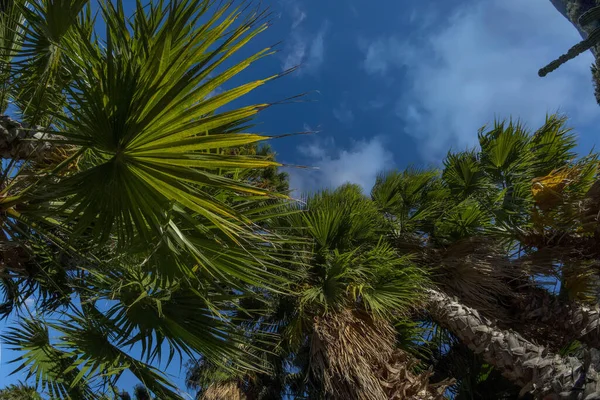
[287,136,394,194]
[281,2,328,75]
[282,23,328,74]
[361,0,600,161]
[358,36,407,76]
[333,102,355,126]
[290,4,307,29]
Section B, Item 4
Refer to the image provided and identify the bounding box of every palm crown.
[0,0,298,398]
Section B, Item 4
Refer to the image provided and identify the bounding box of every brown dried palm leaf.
[310,309,445,400]
[378,349,453,400]
[201,381,245,400]
[581,179,600,234]
[531,166,581,210]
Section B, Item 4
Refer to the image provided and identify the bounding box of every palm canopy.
[181,112,600,399]
[0,382,42,400]
[0,0,299,398]
[371,114,598,308]
[185,184,435,399]
[370,113,600,397]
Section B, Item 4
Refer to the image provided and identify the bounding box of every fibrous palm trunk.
[200,382,245,400]
[0,115,58,161]
[428,289,600,399]
[310,309,449,400]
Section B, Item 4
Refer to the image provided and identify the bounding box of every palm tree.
[186,184,449,399]
[0,383,42,400]
[371,114,600,398]
[0,0,298,398]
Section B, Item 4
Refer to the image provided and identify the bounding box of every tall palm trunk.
[428,289,600,399]
[310,309,448,400]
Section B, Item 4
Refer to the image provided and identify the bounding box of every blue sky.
[256,0,600,194]
[1,0,600,396]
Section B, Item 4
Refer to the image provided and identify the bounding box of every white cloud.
[333,103,355,126]
[308,28,325,66]
[282,23,328,74]
[290,4,307,29]
[359,36,407,76]
[282,39,307,72]
[280,1,328,75]
[361,0,600,161]
[287,136,394,194]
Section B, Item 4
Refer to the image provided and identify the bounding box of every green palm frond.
[304,183,382,250]
[529,114,577,177]
[478,118,532,183]
[10,0,91,123]
[435,199,492,242]
[0,382,42,400]
[79,266,271,378]
[442,150,489,200]
[0,0,290,249]
[351,241,428,318]
[1,318,95,399]
[371,168,443,241]
[0,0,300,394]
[0,0,25,113]
[57,2,277,243]
[54,310,183,399]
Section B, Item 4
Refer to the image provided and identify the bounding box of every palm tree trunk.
[427,288,600,399]
[310,310,449,400]
[200,382,245,400]
[0,115,56,161]
[550,0,597,55]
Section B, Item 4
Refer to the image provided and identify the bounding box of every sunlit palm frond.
[529,114,577,177]
[9,0,291,248]
[478,118,533,184]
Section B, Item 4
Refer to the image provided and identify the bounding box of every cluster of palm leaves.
[1,1,600,400]
[0,0,299,398]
